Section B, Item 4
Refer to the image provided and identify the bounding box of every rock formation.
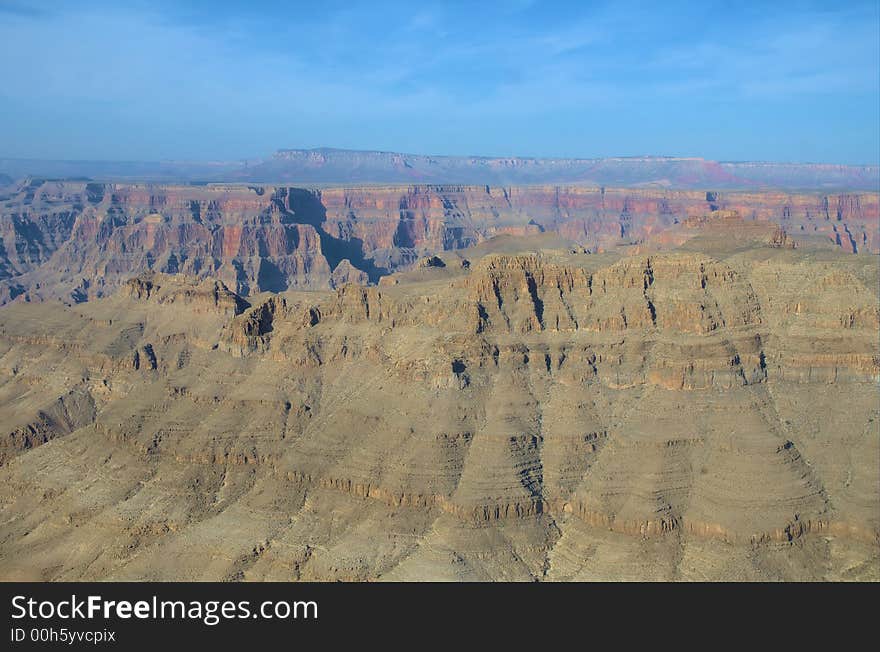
[0,220,876,581]
[1,180,877,306]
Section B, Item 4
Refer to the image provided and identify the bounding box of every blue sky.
[0,0,877,163]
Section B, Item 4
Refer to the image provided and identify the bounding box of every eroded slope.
[0,226,877,581]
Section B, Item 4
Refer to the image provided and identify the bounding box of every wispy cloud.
[0,0,876,162]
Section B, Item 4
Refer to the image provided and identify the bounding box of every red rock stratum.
[1,181,877,306]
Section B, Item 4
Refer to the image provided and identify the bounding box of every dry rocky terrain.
[1,180,877,306]
[0,206,877,581]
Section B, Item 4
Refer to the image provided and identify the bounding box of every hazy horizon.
[1,145,879,168]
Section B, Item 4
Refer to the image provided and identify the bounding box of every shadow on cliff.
[257,259,289,293]
[275,188,388,283]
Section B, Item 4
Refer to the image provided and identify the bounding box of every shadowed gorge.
[1,180,877,306]
[277,187,388,283]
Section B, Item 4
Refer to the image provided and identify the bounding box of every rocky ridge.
[0,223,876,581]
[1,180,877,306]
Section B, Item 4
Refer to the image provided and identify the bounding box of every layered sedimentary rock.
[0,222,876,581]
[1,180,877,305]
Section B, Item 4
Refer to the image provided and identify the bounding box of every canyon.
[2,0,876,590]
[0,156,877,581]
[0,207,877,580]
[1,179,877,306]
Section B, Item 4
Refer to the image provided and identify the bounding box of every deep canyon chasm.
[0,180,877,305]
[0,178,877,581]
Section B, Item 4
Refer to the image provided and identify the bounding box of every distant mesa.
[0,147,878,190]
[0,180,875,307]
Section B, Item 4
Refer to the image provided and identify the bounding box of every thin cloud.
[0,0,876,163]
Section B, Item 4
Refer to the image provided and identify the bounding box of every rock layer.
[0,227,877,581]
[1,181,877,305]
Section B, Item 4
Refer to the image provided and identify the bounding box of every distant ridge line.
[0,147,877,190]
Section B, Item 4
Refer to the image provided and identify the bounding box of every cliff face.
[0,182,332,302]
[0,229,876,581]
[0,180,877,305]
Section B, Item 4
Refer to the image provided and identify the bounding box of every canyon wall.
[0,179,877,305]
[0,229,876,580]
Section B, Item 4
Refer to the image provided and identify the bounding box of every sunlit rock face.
[0,217,877,581]
[1,180,877,306]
